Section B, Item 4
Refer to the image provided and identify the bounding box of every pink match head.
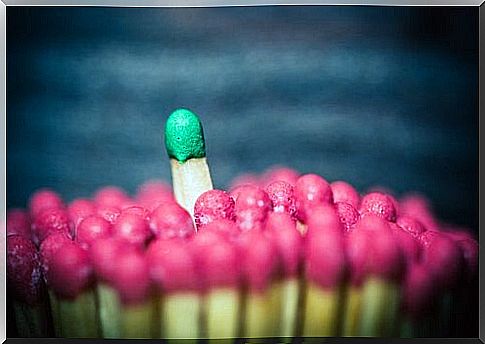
[7,208,31,239]
[390,223,421,264]
[265,212,302,277]
[396,216,426,239]
[89,237,137,283]
[194,190,236,229]
[345,230,372,286]
[306,204,343,236]
[67,199,96,227]
[93,186,131,208]
[7,235,43,305]
[234,185,271,232]
[46,242,94,299]
[421,232,463,291]
[399,194,439,231]
[136,180,174,211]
[32,208,73,244]
[330,181,360,209]
[402,263,435,318]
[265,181,297,219]
[121,205,151,222]
[28,189,65,218]
[305,228,346,289]
[96,206,121,224]
[200,219,240,241]
[112,212,152,248]
[146,239,199,293]
[110,249,151,305]
[261,166,300,187]
[39,231,74,280]
[367,229,404,282]
[228,173,261,191]
[360,192,397,222]
[335,202,359,233]
[455,238,479,283]
[76,215,112,249]
[294,174,333,222]
[149,202,195,240]
[239,231,278,292]
[353,213,390,233]
[192,233,240,290]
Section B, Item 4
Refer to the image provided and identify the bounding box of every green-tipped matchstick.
[164,108,213,217]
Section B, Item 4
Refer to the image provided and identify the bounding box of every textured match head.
[360,192,397,222]
[39,231,74,280]
[7,235,43,305]
[76,215,113,249]
[164,108,206,163]
[7,208,31,239]
[67,199,96,227]
[194,189,236,229]
[261,166,300,187]
[265,181,297,219]
[32,208,73,244]
[112,212,152,248]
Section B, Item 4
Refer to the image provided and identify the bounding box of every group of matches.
[7,109,479,340]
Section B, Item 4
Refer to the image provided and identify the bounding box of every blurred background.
[7,6,478,233]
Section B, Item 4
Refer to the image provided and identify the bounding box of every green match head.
[164,108,206,163]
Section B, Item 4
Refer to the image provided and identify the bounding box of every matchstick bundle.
[6,109,478,339]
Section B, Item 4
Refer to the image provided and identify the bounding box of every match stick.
[164,108,213,217]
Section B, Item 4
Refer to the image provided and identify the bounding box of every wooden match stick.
[164,108,213,218]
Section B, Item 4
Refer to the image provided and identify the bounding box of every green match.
[164,108,206,163]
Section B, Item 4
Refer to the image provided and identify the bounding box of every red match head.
[228,173,261,192]
[366,229,404,282]
[261,166,300,187]
[265,181,297,220]
[306,204,343,236]
[76,215,112,249]
[402,263,435,319]
[136,180,175,211]
[194,189,236,229]
[360,192,397,222]
[421,232,463,291]
[294,174,333,222]
[28,189,65,218]
[399,194,439,231]
[305,228,346,289]
[121,205,151,222]
[149,202,195,240]
[32,208,73,244]
[112,212,152,248]
[335,202,359,233]
[353,213,390,233]
[7,208,31,239]
[390,223,421,264]
[89,237,138,283]
[234,185,271,232]
[7,235,43,305]
[345,230,371,286]
[93,186,131,209]
[396,215,426,239]
[67,199,96,227]
[46,242,94,299]
[110,249,151,305]
[266,212,302,278]
[199,219,240,241]
[238,231,278,292]
[146,239,200,293]
[330,181,360,209]
[192,232,240,290]
[39,231,74,279]
[96,206,121,224]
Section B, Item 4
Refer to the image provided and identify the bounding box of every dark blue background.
[7,7,478,232]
